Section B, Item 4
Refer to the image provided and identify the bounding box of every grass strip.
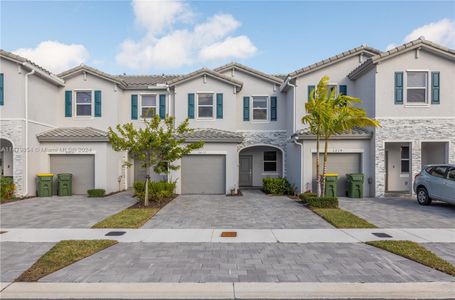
[312,208,377,228]
[92,208,158,228]
[16,240,117,282]
[367,240,455,277]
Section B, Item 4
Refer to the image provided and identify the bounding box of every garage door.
[181,155,226,194]
[50,154,95,195]
[134,159,165,183]
[312,153,361,197]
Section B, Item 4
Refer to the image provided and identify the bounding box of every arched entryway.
[0,138,14,178]
[238,145,284,187]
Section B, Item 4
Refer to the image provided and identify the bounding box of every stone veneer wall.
[374,119,455,197]
[237,131,289,177]
[0,120,26,195]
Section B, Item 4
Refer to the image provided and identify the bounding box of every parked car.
[413,164,455,205]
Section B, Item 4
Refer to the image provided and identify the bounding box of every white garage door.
[50,154,95,195]
[181,155,226,194]
[312,153,361,197]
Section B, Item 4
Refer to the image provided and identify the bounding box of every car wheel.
[416,187,432,206]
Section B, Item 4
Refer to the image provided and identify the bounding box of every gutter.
[23,65,35,196]
[22,62,64,86]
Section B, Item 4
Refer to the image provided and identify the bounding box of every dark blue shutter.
[159,94,166,119]
[339,85,347,96]
[94,90,102,117]
[216,93,223,119]
[0,73,4,106]
[270,96,277,121]
[131,95,138,120]
[308,85,315,100]
[188,93,194,119]
[243,96,250,121]
[394,72,403,104]
[431,72,440,104]
[65,90,72,117]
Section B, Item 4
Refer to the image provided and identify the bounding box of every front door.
[239,155,252,186]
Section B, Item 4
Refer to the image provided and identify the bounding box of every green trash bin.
[324,173,338,198]
[346,173,364,198]
[57,173,72,196]
[37,173,54,197]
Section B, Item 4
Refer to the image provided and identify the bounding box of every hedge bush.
[134,180,176,202]
[0,177,16,200]
[262,177,292,195]
[87,189,106,197]
[299,191,317,202]
[303,196,338,208]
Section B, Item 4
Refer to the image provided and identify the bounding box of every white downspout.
[23,67,35,196]
[288,81,297,134]
[293,138,304,194]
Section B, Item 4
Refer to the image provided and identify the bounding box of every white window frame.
[74,89,94,118]
[251,95,269,123]
[139,93,158,119]
[263,150,277,173]
[405,70,430,107]
[196,91,215,120]
[400,145,410,174]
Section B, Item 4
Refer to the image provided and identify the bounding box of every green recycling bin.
[346,173,364,198]
[37,173,54,197]
[57,173,72,196]
[324,173,338,198]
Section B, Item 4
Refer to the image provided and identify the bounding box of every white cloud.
[117,0,257,70]
[14,41,89,73]
[386,18,455,50]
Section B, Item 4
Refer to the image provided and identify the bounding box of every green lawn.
[312,208,377,228]
[367,240,455,276]
[16,240,117,282]
[92,208,158,229]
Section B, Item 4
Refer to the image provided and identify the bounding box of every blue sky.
[1,0,454,75]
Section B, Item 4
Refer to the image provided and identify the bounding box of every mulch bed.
[129,194,177,209]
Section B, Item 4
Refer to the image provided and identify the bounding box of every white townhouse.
[0,37,454,198]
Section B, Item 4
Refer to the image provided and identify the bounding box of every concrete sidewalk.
[1,282,454,299]
[1,228,454,243]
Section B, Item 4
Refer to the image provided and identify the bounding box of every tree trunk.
[144,175,150,206]
[315,133,321,197]
[321,136,329,197]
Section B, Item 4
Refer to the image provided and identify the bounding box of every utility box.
[346,173,364,198]
[37,173,54,197]
[324,173,338,198]
[57,173,72,196]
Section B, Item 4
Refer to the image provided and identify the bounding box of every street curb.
[1,281,454,299]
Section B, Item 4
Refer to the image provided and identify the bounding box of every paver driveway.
[0,191,136,228]
[144,190,331,229]
[339,197,455,228]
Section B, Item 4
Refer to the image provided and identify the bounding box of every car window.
[425,167,433,174]
[447,169,455,182]
[429,166,448,178]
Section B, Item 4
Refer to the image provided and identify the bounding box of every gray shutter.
[188,93,194,119]
[131,95,138,120]
[65,90,72,117]
[216,93,223,119]
[94,90,102,117]
[308,85,315,100]
[394,72,403,104]
[270,96,277,121]
[0,73,4,106]
[339,85,347,96]
[159,94,166,119]
[243,96,250,121]
[431,72,440,104]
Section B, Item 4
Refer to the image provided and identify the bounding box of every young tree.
[108,115,204,206]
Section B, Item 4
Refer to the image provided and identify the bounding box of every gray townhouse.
[1,37,454,198]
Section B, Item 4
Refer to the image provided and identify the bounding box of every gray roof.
[294,127,372,140]
[58,64,126,87]
[167,68,243,88]
[37,127,109,142]
[115,75,181,89]
[349,38,455,80]
[0,49,65,86]
[214,62,284,84]
[180,128,244,143]
[288,45,382,79]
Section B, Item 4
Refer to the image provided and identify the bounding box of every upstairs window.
[252,96,268,121]
[197,93,214,118]
[400,146,410,173]
[407,71,427,104]
[75,91,92,116]
[264,151,277,172]
[141,94,157,118]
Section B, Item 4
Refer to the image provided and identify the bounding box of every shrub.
[305,196,338,208]
[299,191,317,202]
[0,177,16,200]
[133,180,176,203]
[87,189,106,197]
[262,177,292,195]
